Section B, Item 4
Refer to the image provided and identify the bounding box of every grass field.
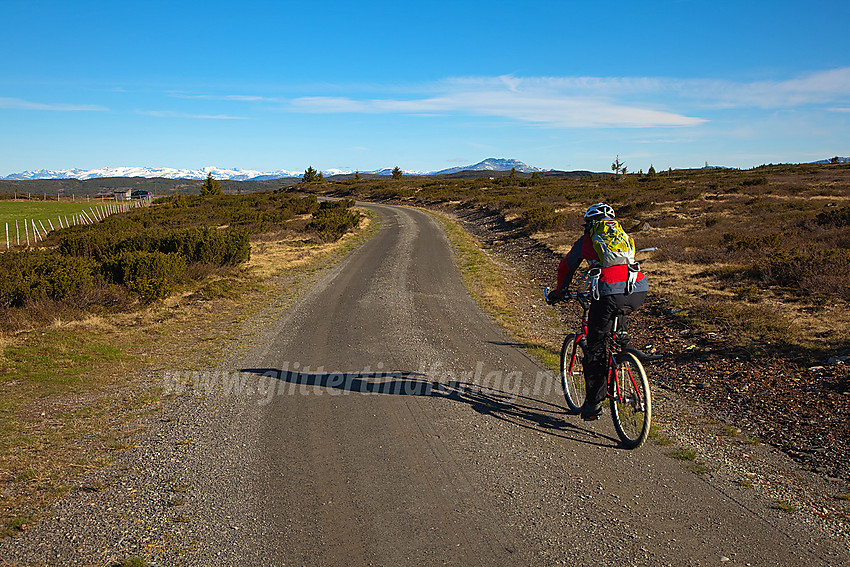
[0,200,116,226]
[0,200,129,245]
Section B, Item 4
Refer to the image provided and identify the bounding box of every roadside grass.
[0,207,373,537]
[775,500,797,513]
[431,211,562,367]
[649,422,676,446]
[121,555,149,567]
[668,447,698,461]
[722,425,742,437]
[434,214,514,329]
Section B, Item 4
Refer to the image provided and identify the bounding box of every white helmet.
[584,203,615,222]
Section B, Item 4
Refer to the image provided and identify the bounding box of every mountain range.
[1,158,547,181]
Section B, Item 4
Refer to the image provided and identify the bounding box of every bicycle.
[545,278,652,449]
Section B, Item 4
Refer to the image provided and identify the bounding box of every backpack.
[589,219,635,268]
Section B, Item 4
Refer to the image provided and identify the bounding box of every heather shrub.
[102,251,186,302]
[0,250,100,308]
[815,206,850,228]
[748,248,850,299]
[307,200,361,241]
[161,228,250,266]
[520,206,566,232]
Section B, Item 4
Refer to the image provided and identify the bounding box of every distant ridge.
[1,166,300,182]
[1,158,547,181]
[5,156,844,181]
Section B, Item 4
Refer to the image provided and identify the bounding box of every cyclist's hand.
[546,289,565,305]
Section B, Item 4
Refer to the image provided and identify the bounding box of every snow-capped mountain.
[2,166,301,181]
[431,158,546,176]
[1,158,546,181]
[812,156,849,164]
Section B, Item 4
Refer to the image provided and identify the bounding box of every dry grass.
[246,212,371,278]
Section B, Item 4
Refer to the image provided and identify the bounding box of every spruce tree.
[201,172,223,195]
[303,166,318,183]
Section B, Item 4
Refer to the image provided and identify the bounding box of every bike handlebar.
[544,286,590,305]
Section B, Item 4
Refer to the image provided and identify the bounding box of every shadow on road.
[240,367,621,449]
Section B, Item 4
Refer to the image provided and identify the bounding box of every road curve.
[242,203,846,566]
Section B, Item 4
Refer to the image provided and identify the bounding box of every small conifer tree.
[200,172,223,195]
[303,166,318,183]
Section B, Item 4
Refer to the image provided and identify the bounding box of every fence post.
[48,219,55,232]
[39,220,48,237]
[5,222,8,250]
[25,220,30,247]
[16,219,19,245]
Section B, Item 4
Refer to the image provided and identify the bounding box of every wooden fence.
[3,197,152,251]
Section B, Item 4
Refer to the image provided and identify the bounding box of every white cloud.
[0,97,107,111]
[166,67,850,129]
[288,89,705,128]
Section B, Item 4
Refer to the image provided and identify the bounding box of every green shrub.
[723,232,782,251]
[520,206,565,232]
[0,250,101,308]
[57,225,249,267]
[749,248,850,299]
[815,206,850,227]
[162,228,250,266]
[307,201,361,241]
[103,251,186,302]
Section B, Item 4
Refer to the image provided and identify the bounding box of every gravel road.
[2,203,848,566]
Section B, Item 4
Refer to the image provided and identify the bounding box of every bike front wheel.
[560,333,586,413]
[610,351,652,449]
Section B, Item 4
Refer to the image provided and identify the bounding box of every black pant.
[584,292,647,406]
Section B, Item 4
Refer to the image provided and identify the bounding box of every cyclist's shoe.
[580,401,603,421]
[625,347,663,362]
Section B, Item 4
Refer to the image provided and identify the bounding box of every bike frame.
[567,294,645,409]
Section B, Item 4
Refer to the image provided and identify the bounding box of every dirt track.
[2,202,848,565]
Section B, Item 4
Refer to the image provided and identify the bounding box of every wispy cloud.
[159,67,850,129]
[0,97,107,112]
[673,67,850,109]
[289,88,705,128]
[139,110,248,120]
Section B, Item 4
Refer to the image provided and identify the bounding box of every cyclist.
[546,203,648,420]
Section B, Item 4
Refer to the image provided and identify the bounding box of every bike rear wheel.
[559,333,586,412]
[610,351,651,449]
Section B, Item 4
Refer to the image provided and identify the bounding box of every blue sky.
[2,0,849,175]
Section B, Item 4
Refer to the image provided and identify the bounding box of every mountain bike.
[545,283,652,449]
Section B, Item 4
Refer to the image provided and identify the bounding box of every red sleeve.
[556,236,586,290]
